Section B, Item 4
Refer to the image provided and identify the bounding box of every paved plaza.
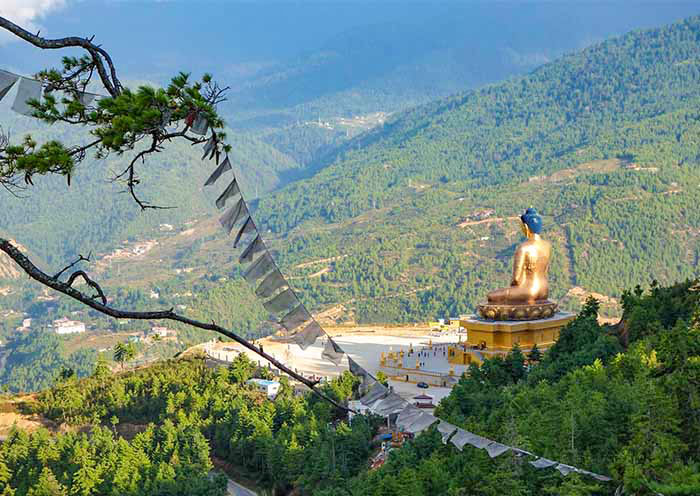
[200,331,465,407]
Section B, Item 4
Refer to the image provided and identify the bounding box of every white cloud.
[0,1,68,44]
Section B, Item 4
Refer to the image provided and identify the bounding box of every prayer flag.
[371,393,406,416]
[450,429,471,451]
[263,288,298,314]
[530,458,557,469]
[255,269,287,298]
[436,421,457,444]
[0,70,18,102]
[556,464,577,476]
[396,404,423,430]
[240,235,265,264]
[243,252,275,283]
[233,216,256,248]
[219,198,248,234]
[291,321,324,350]
[321,337,345,365]
[406,413,438,434]
[12,77,42,116]
[191,113,208,135]
[348,357,368,379]
[204,156,232,186]
[79,92,96,106]
[280,305,312,332]
[485,442,510,458]
[202,136,215,160]
[216,178,240,209]
[465,434,492,449]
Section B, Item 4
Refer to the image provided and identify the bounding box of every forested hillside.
[254,15,700,321]
[0,103,302,266]
[0,280,697,495]
[4,15,700,394]
[321,281,700,496]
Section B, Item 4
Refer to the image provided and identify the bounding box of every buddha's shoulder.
[519,239,551,251]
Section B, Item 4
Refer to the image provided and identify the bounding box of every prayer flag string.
[0,68,105,117]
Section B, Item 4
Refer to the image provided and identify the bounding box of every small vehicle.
[417,382,429,389]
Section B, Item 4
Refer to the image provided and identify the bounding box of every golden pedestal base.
[476,301,558,321]
[449,311,575,365]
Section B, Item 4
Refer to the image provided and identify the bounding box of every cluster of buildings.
[13,315,180,344]
[14,316,87,335]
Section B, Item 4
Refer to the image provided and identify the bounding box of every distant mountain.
[224,2,700,127]
[255,15,700,322]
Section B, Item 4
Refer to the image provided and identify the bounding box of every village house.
[247,378,281,399]
[52,317,86,335]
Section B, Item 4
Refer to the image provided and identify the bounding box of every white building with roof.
[247,378,281,398]
[53,317,86,335]
[149,326,174,338]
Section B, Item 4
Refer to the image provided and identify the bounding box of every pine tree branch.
[0,15,121,96]
[0,18,231,207]
[0,237,352,413]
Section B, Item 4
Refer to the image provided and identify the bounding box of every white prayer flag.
[12,77,42,116]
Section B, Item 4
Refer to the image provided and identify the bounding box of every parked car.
[417,382,429,389]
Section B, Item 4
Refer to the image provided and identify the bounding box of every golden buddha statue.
[477,208,558,321]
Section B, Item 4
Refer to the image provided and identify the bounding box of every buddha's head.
[520,207,542,238]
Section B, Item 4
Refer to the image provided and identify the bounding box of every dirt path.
[294,255,347,269]
[457,216,518,228]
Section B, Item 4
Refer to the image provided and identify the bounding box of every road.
[209,471,257,496]
[226,478,257,496]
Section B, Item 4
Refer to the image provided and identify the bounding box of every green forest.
[254,15,700,320]
[0,105,303,267]
[0,279,696,495]
[3,16,700,325]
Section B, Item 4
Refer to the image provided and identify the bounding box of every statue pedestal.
[477,301,558,320]
[448,312,575,366]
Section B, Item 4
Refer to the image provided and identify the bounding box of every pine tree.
[528,343,542,362]
[27,467,67,496]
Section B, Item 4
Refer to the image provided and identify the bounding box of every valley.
[0,4,699,495]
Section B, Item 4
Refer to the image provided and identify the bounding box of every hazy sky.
[1,1,699,95]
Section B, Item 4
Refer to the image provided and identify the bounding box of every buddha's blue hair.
[521,207,543,234]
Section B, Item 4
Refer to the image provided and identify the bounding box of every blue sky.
[1,1,453,77]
